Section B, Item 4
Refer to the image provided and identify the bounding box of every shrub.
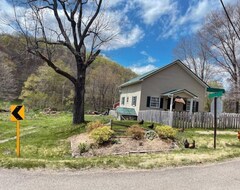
[78,143,89,154]
[126,125,145,140]
[90,126,114,144]
[86,120,103,133]
[155,125,177,139]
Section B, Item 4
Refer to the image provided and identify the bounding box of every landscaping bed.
[69,133,175,157]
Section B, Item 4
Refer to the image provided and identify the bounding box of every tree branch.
[79,0,102,48]
[31,50,77,85]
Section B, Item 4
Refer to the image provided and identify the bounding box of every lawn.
[0,111,240,169]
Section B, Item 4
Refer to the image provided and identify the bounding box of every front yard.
[0,111,240,169]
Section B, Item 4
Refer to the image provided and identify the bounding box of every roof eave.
[119,80,143,88]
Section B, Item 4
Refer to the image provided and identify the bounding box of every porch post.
[170,95,174,112]
[189,98,193,114]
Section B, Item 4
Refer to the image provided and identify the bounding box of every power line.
[219,0,240,40]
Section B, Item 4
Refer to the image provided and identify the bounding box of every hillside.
[0,34,136,111]
[0,34,43,100]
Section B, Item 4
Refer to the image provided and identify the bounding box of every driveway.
[1,159,240,190]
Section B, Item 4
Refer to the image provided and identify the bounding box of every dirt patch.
[68,133,175,157]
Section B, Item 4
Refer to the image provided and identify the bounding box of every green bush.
[86,120,103,133]
[126,125,145,140]
[155,125,177,139]
[90,126,114,144]
[78,143,89,154]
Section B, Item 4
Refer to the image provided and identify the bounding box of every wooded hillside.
[0,35,136,111]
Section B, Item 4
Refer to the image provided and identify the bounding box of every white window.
[150,97,160,108]
[121,97,125,105]
[132,96,137,106]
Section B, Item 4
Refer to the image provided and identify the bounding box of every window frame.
[150,96,160,108]
[132,96,137,106]
[121,97,125,105]
[186,100,191,112]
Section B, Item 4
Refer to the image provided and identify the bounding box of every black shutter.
[183,102,187,111]
[146,96,151,107]
[173,102,176,109]
[192,101,196,113]
[196,102,199,112]
[167,98,171,109]
[160,97,164,109]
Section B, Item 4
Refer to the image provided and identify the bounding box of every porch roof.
[162,89,198,98]
[116,107,137,116]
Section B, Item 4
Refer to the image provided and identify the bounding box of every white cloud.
[0,0,17,33]
[104,0,125,8]
[131,0,177,25]
[0,0,144,51]
[140,51,156,63]
[129,64,157,75]
[102,23,144,50]
[147,56,157,63]
[159,0,239,39]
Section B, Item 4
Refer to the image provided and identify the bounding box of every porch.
[160,89,199,113]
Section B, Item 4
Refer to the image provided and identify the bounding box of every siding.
[140,63,206,112]
[119,83,141,115]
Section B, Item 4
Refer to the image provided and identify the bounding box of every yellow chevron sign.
[10,105,25,122]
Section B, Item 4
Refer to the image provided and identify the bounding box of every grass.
[0,110,240,169]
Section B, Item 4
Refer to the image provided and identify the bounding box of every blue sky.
[100,0,237,74]
[0,0,237,74]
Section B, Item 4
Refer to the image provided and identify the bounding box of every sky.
[0,0,238,75]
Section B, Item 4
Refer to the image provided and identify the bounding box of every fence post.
[169,111,173,126]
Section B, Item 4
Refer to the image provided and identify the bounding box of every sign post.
[207,88,225,149]
[10,105,25,157]
[213,97,217,149]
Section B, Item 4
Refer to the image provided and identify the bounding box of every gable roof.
[120,60,209,88]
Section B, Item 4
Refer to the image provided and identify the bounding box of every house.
[118,60,209,117]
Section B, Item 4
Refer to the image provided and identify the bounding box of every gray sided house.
[118,60,209,117]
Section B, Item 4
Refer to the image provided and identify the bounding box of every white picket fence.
[138,110,173,126]
[138,110,240,129]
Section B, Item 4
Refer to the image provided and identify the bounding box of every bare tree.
[219,0,240,40]
[199,4,240,113]
[10,0,116,123]
[174,34,216,83]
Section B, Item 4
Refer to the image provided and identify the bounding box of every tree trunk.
[73,69,86,124]
[236,101,239,113]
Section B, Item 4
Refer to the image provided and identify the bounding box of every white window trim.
[150,96,160,108]
[132,96,137,107]
[186,100,191,112]
[121,97,125,105]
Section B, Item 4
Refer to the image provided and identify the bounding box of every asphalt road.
[1,159,240,190]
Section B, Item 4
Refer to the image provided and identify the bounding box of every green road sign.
[208,91,223,98]
[207,87,225,93]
